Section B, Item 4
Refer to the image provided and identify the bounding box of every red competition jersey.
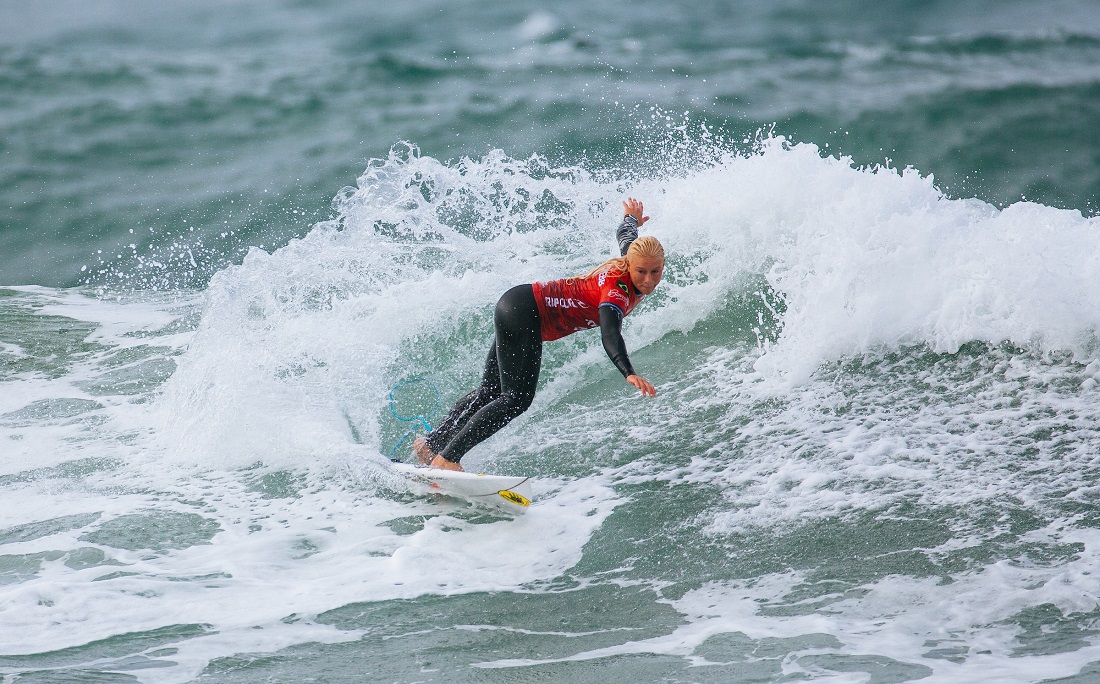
[531,267,645,342]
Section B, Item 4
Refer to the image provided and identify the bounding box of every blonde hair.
[583,235,665,278]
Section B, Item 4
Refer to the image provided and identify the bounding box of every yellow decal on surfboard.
[498,489,531,507]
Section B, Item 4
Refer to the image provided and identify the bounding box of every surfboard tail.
[391,463,534,515]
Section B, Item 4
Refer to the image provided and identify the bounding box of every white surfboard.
[392,463,533,514]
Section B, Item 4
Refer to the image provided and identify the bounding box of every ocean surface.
[4,1,1100,682]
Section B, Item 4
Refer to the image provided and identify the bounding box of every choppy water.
[4,2,1100,683]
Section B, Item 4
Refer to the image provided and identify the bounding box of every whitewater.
[3,137,1100,683]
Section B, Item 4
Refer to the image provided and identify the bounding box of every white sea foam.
[0,465,619,682]
[639,137,1100,384]
[150,138,1100,473]
[6,139,1100,681]
[475,525,1100,681]
[472,539,1100,681]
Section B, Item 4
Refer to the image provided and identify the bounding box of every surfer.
[414,198,664,471]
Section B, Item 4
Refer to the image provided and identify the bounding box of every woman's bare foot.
[412,437,436,466]
[430,455,464,472]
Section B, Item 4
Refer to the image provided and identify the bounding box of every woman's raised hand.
[623,198,649,226]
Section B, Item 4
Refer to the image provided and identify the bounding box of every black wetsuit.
[426,215,641,463]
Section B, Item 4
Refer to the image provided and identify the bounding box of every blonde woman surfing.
[415,198,665,471]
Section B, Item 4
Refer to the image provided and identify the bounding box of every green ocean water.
[4,2,1100,683]
[4,0,1100,288]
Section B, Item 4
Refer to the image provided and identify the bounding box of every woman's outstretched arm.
[617,197,649,255]
[599,304,657,397]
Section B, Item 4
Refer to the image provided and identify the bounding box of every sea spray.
[151,136,1100,476]
[6,137,1100,683]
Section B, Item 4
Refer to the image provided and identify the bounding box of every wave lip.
[673,138,1100,383]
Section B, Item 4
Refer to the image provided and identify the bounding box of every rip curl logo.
[545,297,588,309]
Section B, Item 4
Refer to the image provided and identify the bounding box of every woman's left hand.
[626,374,657,397]
[623,198,649,226]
